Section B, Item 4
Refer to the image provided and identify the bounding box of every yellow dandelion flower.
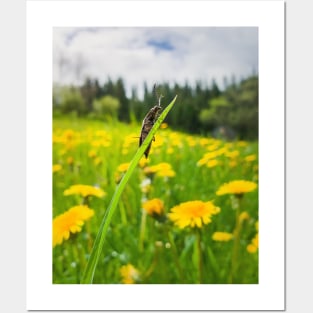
[144,165,158,175]
[252,234,258,246]
[157,162,172,170]
[229,160,238,168]
[197,157,208,167]
[206,159,219,168]
[199,138,210,146]
[247,233,259,253]
[53,205,94,247]
[203,150,220,160]
[186,137,197,147]
[245,154,257,162]
[247,244,258,253]
[122,134,138,150]
[160,122,168,129]
[55,129,80,150]
[166,147,174,154]
[169,132,183,147]
[142,198,164,216]
[95,131,111,143]
[53,164,62,173]
[153,136,165,149]
[197,147,226,166]
[155,163,176,177]
[144,162,175,178]
[216,180,257,196]
[117,162,130,173]
[225,150,240,159]
[212,232,233,242]
[120,264,140,284]
[138,157,149,168]
[64,184,106,198]
[91,139,111,148]
[157,168,176,178]
[239,211,250,222]
[207,143,220,151]
[216,147,227,156]
[168,200,220,229]
[63,129,75,141]
[95,130,109,137]
[53,129,74,144]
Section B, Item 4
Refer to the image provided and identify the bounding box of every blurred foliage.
[53,86,87,116]
[92,95,120,120]
[53,75,258,140]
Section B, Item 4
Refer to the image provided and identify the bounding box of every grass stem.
[80,95,177,283]
[229,195,243,283]
[196,229,204,283]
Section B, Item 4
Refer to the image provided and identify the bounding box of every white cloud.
[53,27,258,98]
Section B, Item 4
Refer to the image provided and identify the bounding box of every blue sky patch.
[147,39,175,51]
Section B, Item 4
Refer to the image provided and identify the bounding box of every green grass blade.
[80,95,178,284]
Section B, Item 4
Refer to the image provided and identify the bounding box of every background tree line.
[53,75,258,140]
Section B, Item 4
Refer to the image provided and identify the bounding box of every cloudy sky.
[53,27,258,99]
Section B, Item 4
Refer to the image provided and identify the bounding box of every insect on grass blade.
[139,84,164,158]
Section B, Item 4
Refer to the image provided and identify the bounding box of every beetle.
[139,84,163,158]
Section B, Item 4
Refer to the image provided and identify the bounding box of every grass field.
[53,117,258,284]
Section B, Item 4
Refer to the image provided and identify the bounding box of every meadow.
[53,116,258,284]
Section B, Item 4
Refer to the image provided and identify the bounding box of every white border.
[27,1,285,310]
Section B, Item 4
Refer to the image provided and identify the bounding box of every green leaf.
[80,95,178,284]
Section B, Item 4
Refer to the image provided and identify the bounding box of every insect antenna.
[153,83,164,108]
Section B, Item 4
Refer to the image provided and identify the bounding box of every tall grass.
[80,96,177,283]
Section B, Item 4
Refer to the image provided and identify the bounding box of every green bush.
[56,86,87,116]
[92,95,120,120]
